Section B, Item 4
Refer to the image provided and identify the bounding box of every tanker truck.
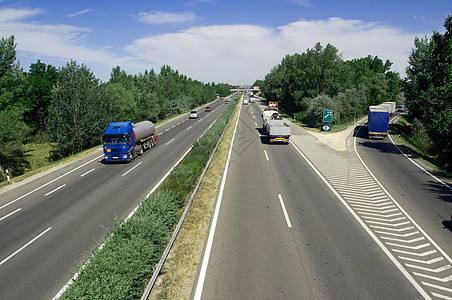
[103,121,158,162]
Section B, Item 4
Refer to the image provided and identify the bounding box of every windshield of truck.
[103,134,128,144]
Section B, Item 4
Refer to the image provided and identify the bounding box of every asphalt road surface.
[195,101,428,299]
[0,96,232,300]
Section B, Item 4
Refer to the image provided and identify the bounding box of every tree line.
[259,42,403,127]
[258,14,451,170]
[0,36,232,180]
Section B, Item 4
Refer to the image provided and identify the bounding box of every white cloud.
[132,11,197,24]
[66,9,93,18]
[0,7,41,22]
[288,0,312,7]
[0,7,426,84]
[0,7,145,81]
[125,18,424,84]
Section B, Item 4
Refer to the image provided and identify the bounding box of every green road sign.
[323,110,333,122]
[322,123,331,132]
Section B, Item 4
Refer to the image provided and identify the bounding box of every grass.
[0,107,213,188]
[149,97,240,300]
[58,97,239,299]
[390,117,450,176]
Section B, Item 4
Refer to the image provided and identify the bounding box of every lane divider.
[45,184,66,196]
[278,194,292,228]
[0,227,52,266]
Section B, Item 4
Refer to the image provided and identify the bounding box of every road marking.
[122,162,142,177]
[177,122,181,125]
[158,132,163,135]
[194,96,242,300]
[80,168,95,177]
[0,208,21,222]
[388,133,451,191]
[264,150,269,161]
[45,184,66,196]
[186,126,192,131]
[254,121,257,126]
[0,227,52,266]
[172,125,176,128]
[278,194,292,228]
[290,142,432,299]
[166,138,175,146]
[165,128,170,131]
[0,154,103,211]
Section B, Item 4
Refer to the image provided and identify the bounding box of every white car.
[189,110,198,119]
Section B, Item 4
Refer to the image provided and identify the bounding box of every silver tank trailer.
[133,121,155,142]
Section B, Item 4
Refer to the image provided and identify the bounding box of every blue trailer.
[102,121,157,162]
[368,106,389,138]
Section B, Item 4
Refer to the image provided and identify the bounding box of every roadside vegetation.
[59,98,238,299]
[0,36,233,182]
[257,14,452,172]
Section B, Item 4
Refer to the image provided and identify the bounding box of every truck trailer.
[103,121,158,162]
[368,106,389,138]
[262,109,290,144]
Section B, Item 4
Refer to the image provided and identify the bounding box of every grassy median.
[59,98,239,299]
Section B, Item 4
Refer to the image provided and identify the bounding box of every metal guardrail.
[141,98,239,300]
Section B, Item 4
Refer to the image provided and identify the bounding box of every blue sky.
[0,0,450,85]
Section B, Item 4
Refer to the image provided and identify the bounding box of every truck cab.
[103,121,135,162]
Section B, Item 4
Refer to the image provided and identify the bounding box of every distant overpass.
[230,88,260,93]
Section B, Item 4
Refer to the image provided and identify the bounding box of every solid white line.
[0,154,103,211]
[264,150,269,161]
[122,162,142,177]
[354,127,452,265]
[80,168,95,177]
[290,141,432,299]
[278,194,292,228]
[55,146,194,300]
[388,134,451,190]
[166,138,175,146]
[186,126,192,131]
[45,184,66,196]
[0,208,21,222]
[194,96,242,300]
[0,227,52,266]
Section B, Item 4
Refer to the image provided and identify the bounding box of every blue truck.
[368,106,389,138]
[102,121,157,162]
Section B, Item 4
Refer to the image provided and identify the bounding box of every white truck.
[262,109,290,144]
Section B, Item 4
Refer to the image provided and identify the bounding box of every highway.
[0,96,231,299]
[195,99,451,299]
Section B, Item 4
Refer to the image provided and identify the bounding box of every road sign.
[323,110,333,122]
[322,123,331,132]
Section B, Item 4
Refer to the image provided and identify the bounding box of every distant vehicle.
[205,106,211,112]
[398,105,407,112]
[103,121,157,162]
[368,105,389,138]
[189,110,198,119]
[269,101,278,109]
[243,99,248,105]
[225,99,230,104]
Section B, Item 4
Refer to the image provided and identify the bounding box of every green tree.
[0,35,16,78]
[47,60,111,159]
[0,109,30,178]
[405,14,452,167]
[23,60,58,133]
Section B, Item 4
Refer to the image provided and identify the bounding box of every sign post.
[322,110,333,132]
